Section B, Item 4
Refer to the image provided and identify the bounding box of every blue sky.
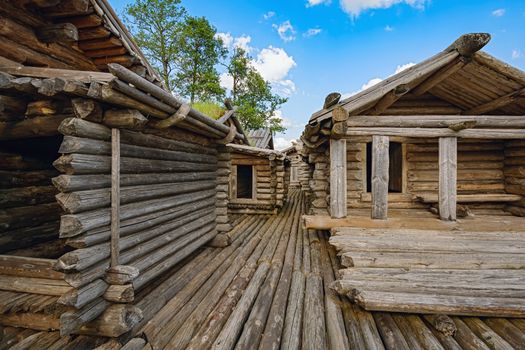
[110,0,525,149]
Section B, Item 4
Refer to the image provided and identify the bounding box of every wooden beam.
[330,138,347,218]
[36,23,78,43]
[439,137,457,221]
[463,87,525,115]
[103,109,148,130]
[446,33,491,57]
[111,128,120,267]
[343,127,525,139]
[346,115,525,128]
[366,84,410,115]
[412,58,468,96]
[151,103,190,129]
[371,135,389,219]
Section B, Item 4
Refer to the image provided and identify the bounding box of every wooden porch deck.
[3,191,525,349]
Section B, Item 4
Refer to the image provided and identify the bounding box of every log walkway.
[3,190,525,349]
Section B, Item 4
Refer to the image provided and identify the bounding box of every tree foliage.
[227,48,287,133]
[124,0,288,133]
[173,17,226,103]
[124,0,185,91]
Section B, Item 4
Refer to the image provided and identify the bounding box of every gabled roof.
[1,0,162,84]
[309,33,525,123]
[248,128,274,149]
[302,33,525,148]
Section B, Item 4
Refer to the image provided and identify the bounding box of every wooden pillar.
[439,137,457,221]
[371,135,389,219]
[111,128,120,267]
[330,138,347,218]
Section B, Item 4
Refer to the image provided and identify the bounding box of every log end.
[323,92,341,109]
[447,33,491,57]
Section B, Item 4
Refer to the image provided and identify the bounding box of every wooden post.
[371,135,389,219]
[330,138,347,218]
[439,137,457,221]
[111,128,120,267]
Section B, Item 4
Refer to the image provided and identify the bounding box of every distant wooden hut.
[301,33,525,318]
[283,141,310,190]
[0,0,249,339]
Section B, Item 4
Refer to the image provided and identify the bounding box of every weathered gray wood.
[71,98,103,122]
[439,137,457,221]
[371,135,389,219]
[330,138,347,218]
[36,23,78,42]
[111,128,120,267]
[343,127,525,139]
[346,115,525,128]
[104,109,148,130]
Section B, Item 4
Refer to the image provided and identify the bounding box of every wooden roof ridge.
[226,143,284,158]
[308,33,501,123]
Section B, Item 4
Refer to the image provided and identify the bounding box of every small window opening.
[236,165,254,198]
[366,142,403,193]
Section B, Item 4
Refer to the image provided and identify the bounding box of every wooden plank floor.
[4,190,525,349]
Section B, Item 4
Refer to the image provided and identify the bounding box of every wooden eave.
[308,33,525,125]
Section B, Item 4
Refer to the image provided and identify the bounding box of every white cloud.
[512,49,523,59]
[215,32,253,53]
[263,11,275,20]
[274,137,296,150]
[492,8,505,17]
[384,25,394,32]
[253,46,297,83]
[341,61,415,98]
[395,62,415,73]
[219,72,233,91]
[342,78,383,98]
[339,0,428,17]
[273,79,297,96]
[273,20,296,42]
[234,35,253,53]
[304,28,322,37]
[306,0,331,7]
[215,32,233,48]
[220,46,297,97]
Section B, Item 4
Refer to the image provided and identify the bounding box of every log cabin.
[0,0,251,342]
[284,141,310,191]
[1,2,525,347]
[302,33,525,324]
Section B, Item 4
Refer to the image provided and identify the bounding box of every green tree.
[226,48,287,133]
[174,16,226,103]
[124,0,185,91]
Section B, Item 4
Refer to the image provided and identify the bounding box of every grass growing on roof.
[192,101,226,120]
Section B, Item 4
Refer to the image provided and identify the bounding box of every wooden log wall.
[308,145,329,215]
[0,137,62,255]
[504,140,525,216]
[228,152,284,214]
[51,117,219,336]
[288,154,310,190]
[216,146,231,232]
[308,138,509,216]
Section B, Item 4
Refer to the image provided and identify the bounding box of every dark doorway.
[236,165,254,198]
[366,142,403,193]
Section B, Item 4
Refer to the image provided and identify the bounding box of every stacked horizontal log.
[504,140,525,216]
[228,151,285,214]
[0,256,70,332]
[0,147,61,253]
[216,146,231,233]
[308,144,329,215]
[273,156,286,208]
[330,227,525,317]
[51,117,218,336]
